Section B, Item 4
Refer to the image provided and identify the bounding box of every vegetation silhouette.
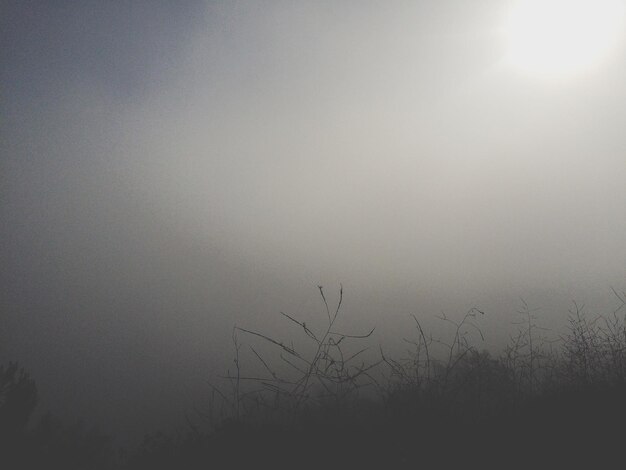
[0,362,113,470]
[0,363,38,437]
[123,286,626,469]
[2,286,625,469]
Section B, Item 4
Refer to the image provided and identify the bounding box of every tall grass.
[5,286,624,468]
[203,287,625,427]
[135,286,624,469]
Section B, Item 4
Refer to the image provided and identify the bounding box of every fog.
[2,0,626,444]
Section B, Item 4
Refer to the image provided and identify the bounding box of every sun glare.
[504,0,625,77]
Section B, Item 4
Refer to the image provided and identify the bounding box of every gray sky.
[2,0,626,443]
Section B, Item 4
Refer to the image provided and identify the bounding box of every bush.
[126,287,626,469]
[0,362,114,470]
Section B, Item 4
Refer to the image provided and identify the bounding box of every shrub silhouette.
[5,287,626,469]
[124,287,626,469]
[0,362,114,470]
[0,361,38,467]
[0,362,38,440]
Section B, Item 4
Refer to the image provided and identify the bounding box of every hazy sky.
[2,0,626,442]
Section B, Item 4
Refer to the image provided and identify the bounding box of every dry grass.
[4,286,625,469]
[146,286,626,469]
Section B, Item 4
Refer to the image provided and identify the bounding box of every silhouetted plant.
[0,361,38,468]
[502,299,559,399]
[7,287,626,469]
[560,293,626,387]
[0,362,38,440]
[126,286,626,469]
[204,285,379,428]
[0,362,114,470]
[380,307,487,400]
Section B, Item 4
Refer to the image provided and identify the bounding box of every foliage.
[124,286,626,469]
[0,362,38,440]
[0,362,114,470]
[4,286,626,469]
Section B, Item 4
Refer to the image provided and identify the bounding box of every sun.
[503,0,625,78]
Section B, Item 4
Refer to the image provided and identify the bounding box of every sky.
[2,0,626,443]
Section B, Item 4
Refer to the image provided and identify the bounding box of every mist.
[2,0,626,447]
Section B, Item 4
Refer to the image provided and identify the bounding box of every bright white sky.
[504,0,625,77]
